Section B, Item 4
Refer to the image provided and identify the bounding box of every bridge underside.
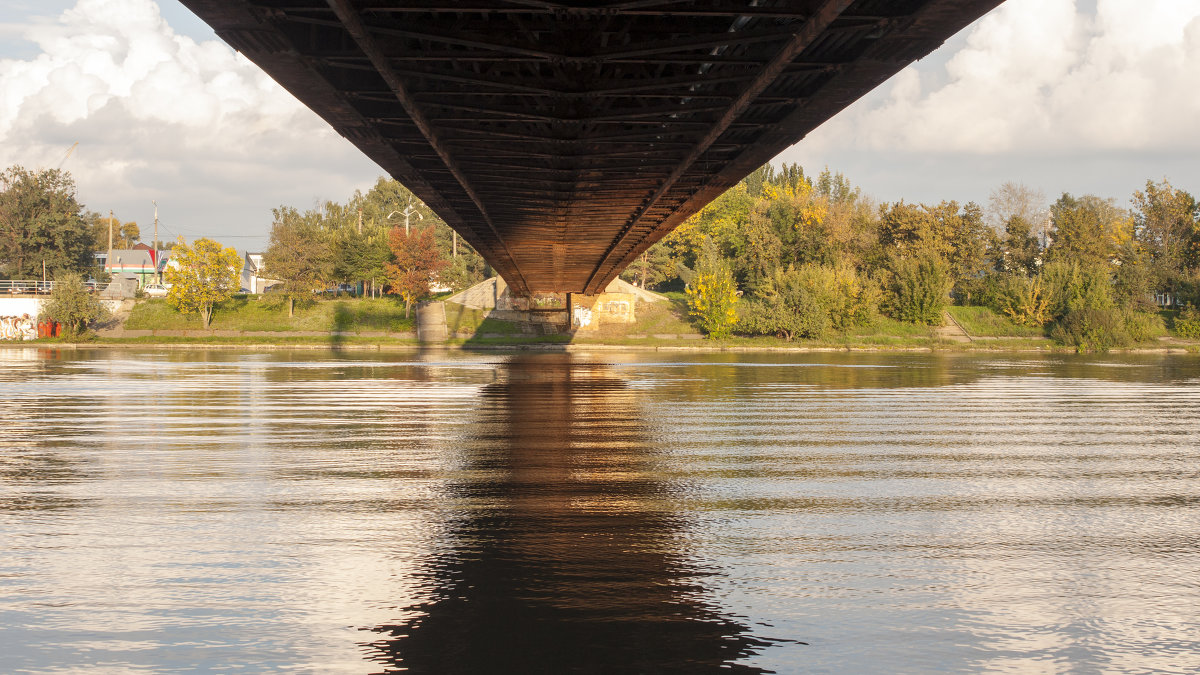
[181,0,1002,294]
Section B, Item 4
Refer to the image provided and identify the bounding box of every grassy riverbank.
[15,295,1197,353]
[124,296,417,333]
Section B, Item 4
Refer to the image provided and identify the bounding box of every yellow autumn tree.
[685,239,739,339]
[164,237,241,327]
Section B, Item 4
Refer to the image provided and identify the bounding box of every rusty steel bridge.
[180,0,1003,294]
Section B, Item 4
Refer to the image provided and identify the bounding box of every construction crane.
[57,142,78,169]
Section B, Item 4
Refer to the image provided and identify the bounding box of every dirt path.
[934,311,972,343]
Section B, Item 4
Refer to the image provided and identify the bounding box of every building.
[240,252,279,293]
[103,249,159,288]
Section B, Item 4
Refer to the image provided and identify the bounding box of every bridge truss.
[180,0,1003,294]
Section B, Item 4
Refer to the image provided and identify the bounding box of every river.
[1,347,1199,673]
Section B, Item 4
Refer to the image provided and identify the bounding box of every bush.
[995,274,1051,327]
[1175,304,1200,339]
[739,296,825,340]
[887,255,951,325]
[738,262,878,340]
[45,270,110,337]
[1124,311,1167,342]
[1041,260,1113,318]
[956,272,1007,310]
[826,262,881,331]
[1051,308,1131,352]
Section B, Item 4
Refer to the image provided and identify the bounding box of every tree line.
[6,161,1198,347]
[621,164,1199,348]
[262,177,487,316]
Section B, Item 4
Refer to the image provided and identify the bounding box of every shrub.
[995,274,1051,327]
[887,255,951,325]
[739,297,823,340]
[826,262,881,331]
[44,270,110,337]
[956,272,1007,310]
[1051,308,1130,352]
[1124,311,1167,342]
[738,263,878,340]
[1175,304,1200,339]
[1041,260,1113,318]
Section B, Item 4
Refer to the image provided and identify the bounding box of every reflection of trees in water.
[661,352,1200,403]
[362,354,775,674]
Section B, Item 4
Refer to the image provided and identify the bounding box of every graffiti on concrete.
[572,306,593,328]
[0,315,36,341]
[602,300,631,316]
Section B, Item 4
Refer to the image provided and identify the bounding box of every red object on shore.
[52,321,62,337]
[37,321,47,338]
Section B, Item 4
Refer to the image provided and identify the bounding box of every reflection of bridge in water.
[360,354,777,673]
[182,0,1002,294]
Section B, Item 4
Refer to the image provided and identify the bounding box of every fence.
[0,280,111,295]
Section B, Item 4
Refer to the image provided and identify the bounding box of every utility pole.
[152,200,160,282]
[107,209,114,280]
[453,230,458,258]
[358,207,363,235]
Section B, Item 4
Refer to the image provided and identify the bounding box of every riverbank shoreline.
[12,335,1198,354]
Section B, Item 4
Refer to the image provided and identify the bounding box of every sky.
[2,0,1198,253]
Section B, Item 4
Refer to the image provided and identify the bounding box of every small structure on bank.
[102,249,158,288]
[240,252,281,294]
[447,277,664,334]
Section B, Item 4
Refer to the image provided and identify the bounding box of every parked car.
[143,283,169,298]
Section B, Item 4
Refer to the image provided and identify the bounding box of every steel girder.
[179,0,1004,294]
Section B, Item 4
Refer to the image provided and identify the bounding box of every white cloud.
[797,0,1200,156]
[0,0,378,248]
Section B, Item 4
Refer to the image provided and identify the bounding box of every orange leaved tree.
[385,225,448,317]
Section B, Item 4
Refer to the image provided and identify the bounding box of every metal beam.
[583,0,853,293]
[324,0,530,293]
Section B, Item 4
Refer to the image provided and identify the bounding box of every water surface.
[2,348,1199,673]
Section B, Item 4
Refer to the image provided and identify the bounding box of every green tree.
[739,262,877,340]
[887,254,952,325]
[264,206,331,317]
[946,201,994,301]
[1131,178,1199,280]
[44,270,110,336]
[1041,260,1114,318]
[0,166,93,278]
[88,214,139,250]
[997,215,1041,275]
[620,244,677,290]
[742,264,832,340]
[1048,193,1129,266]
[879,201,952,260]
[386,225,448,317]
[164,237,242,327]
[814,167,860,204]
[432,221,487,291]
